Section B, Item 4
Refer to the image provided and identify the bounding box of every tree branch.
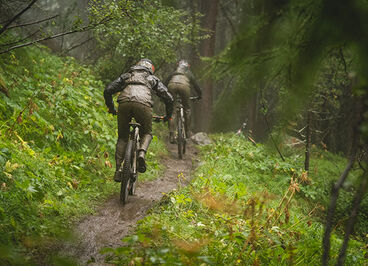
[0,16,111,55]
[61,37,93,55]
[0,0,39,35]
[7,14,59,30]
[0,28,88,55]
[0,29,40,47]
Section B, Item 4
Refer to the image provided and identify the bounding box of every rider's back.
[168,66,191,87]
[118,66,157,107]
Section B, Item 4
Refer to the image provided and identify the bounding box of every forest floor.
[59,141,197,264]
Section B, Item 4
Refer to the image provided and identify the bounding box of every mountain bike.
[175,96,200,159]
[119,116,165,205]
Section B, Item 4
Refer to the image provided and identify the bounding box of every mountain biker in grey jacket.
[165,59,202,143]
[104,59,174,182]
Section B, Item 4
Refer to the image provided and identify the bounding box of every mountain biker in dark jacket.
[104,59,174,182]
[165,59,202,143]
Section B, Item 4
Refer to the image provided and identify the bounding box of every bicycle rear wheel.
[120,140,133,204]
[177,117,184,159]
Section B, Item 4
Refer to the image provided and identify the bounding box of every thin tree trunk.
[305,110,312,172]
[322,145,357,265]
[322,98,362,266]
[337,171,368,266]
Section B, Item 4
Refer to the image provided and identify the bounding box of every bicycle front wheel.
[120,140,133,204]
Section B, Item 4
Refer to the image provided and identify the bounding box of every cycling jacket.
[104,66,174,117]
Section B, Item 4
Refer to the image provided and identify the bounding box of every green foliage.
[0,44,167,264]
[0,45,116,263]
[103,134,367,265]
[88,0,202,81]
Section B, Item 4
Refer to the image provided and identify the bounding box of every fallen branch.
[247,136,257,146]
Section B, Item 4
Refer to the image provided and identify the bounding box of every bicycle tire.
[129,137,138,196]
[177,116,183,159]
[120,140,133,204]
[181,118,186,155]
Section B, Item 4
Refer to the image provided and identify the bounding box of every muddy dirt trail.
[61,142,197,264]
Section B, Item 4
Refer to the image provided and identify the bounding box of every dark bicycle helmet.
[136,58,155,74]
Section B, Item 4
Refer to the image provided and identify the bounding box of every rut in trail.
[61,141,197,264]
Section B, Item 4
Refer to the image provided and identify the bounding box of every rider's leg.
[184,108,192,138]
[114,103,132,182]
[133,103,153,173]
[168,84,178,144]
[137,134,152,173]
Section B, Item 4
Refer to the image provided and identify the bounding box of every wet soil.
[61,142,197,265]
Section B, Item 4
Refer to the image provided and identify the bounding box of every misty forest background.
[0,0,368,265]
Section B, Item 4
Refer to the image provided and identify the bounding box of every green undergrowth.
[0,45,166,264]
[103,134,367,265]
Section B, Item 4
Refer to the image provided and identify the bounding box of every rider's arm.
[187,71,202,98]
[150,76,174,118]
[103,73,130,113]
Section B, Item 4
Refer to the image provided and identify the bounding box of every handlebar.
[190,96,200,102]
[153,115,166,122]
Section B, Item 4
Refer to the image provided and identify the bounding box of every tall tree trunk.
[194,0,219,132]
